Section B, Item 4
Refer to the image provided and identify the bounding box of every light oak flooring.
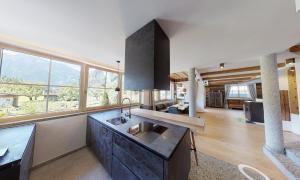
[30,148,111,180]
[30,108,299,180]
[195,108,299,180]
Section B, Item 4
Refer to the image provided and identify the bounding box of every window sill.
[0,104,140,128]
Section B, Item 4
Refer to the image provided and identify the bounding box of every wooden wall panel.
[280,90,290,121]
[288,70,299,114]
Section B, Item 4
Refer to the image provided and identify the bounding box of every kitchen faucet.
[121,97,131,119]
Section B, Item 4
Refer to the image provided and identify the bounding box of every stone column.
[188,68,196,117]
[260,54,285,154]
[195,71,205,112]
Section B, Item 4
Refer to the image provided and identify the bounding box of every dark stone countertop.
[88,109,189,160]
[0,123,35,168]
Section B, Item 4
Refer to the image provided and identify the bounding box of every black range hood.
[124,20,170,90]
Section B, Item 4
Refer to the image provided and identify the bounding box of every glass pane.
[0,84,47,117]
[122,90,131,100]
[106,72,119,89]
[47,86,80,112]
[50,60,81,87]
[166,91,171,100]
[153,90,159,101]
[1,49,50,85]
[160,91,167,100]
[239,86,250,98]
[106,89,118,105]
[132,91,140,103]
[86,88,104,107]
[88,68,106,88]
[229,85,238,97]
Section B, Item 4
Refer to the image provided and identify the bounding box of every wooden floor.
[195,108,299,180]
[30,108,299,180]
[30,148,111,180]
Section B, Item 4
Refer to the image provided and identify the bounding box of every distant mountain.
[1,52,80,86]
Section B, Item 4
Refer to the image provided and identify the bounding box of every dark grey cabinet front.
[87,116,190,180]
[96,123,113,175]
[113,133,163,180]
[112,156,139,180]
[87,118,113,176]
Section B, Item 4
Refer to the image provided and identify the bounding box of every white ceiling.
[0,0,300,72]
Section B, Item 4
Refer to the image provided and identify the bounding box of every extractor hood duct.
[124,20,170,90]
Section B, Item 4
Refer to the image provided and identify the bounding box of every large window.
[228,85,251,99]
[154,90,172,102]
[0,49,81,117]
[0,48,141,121]
[86,68,119,107]
[121,76,140,104]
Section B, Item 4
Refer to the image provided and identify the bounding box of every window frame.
[228,85,251,99]
[0,48,82,117]
[154,90,172,102]
[85,65,121,109]
[0,45,124,123]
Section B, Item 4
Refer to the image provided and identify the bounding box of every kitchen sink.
[128,121,167,136]
[106,117,127,125]
[127,121,168,143]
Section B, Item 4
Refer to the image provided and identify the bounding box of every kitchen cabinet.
[0,124,36,180]
[87,110,191,180]
[87,117,112,175]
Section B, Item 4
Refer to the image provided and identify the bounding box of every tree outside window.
[86,68,119,107]
[0,49,81,117]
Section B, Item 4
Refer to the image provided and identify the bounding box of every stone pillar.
[260,54,285,154]
[188,68,196,117]
[195,71,205,112]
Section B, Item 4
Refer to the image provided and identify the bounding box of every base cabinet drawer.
[112,156,139,180]
[96,122,113,175]
[113,133,163,180]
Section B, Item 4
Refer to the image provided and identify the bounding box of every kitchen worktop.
[131,108,205,133]
[0,124,35,168]
[88,109,188,160]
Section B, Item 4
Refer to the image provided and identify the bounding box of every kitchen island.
[87,109,191,180]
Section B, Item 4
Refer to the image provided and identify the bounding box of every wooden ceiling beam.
[170,76,188,82]
[208,77,253,82]
[202,72,260,80]
[200,63,285,76]
[289,45,300,53]
[207,78,256,86]
[172,73,181,79]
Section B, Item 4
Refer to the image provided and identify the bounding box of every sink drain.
[238,164,270,180]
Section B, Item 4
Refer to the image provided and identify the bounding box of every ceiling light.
[220,63,225,69]
[289,67,295,72]
[115,60,121,92]
[297,0,300,12]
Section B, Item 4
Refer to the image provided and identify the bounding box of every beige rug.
[189,151,266,180]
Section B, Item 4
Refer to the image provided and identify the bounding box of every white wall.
[278,69,289,90]
[281,57,300,135]
[33,114,87,166]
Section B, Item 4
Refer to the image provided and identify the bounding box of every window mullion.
[0,48,3,78]
[80,64,88,111]
[46,60,52,112]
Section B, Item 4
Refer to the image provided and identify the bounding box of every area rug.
[189,151,267,180]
